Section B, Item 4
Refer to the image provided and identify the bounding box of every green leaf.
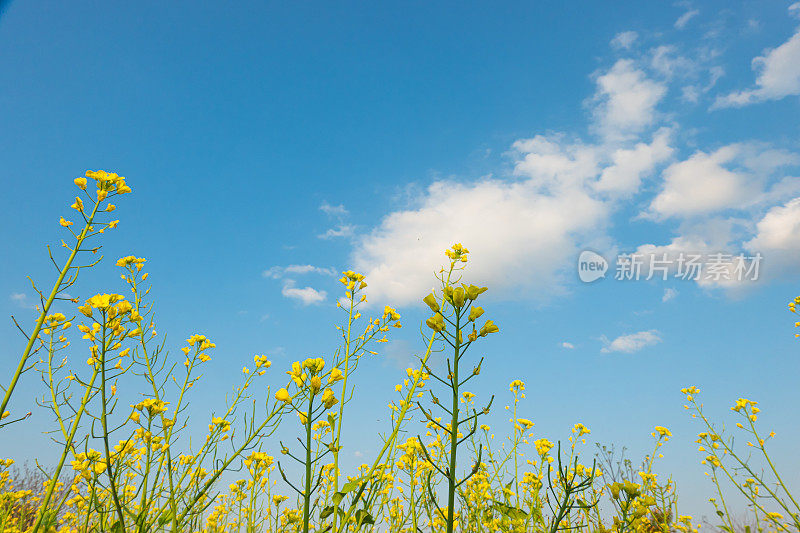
[332,492,346,507]
[320,506,334,520]
[110,521,126,533]
[355,509,375,525]
[493,501,528,520]
[341,479,360,493]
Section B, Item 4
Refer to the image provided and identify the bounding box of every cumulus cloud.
[352,175,609,305]
[350,59,675,305]
[595,128,673,195]
[280,280,327,305]
[601,330,662,353]
[648,146,755,218]
[713,19,800,108]
[745,197,800,276]
[561,342,575,349]
[346,31,799,305]
[647,144,800,219]
[590,59,667,140]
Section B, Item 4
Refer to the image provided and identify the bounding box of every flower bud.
[321,388,338,409]
[465,284,488,300]
[479,320,499,337]
[468,306,484,322]
[426,313,445,332]
[310,376,322,394]
[452,287,466,308]
[422,293,440,313]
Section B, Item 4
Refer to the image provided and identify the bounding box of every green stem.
[99,316,127,528]
[1,199,101,421]
[332,294,356,530]
[303,393,315,533]
[446,311,461,533]
[31,363,102,532]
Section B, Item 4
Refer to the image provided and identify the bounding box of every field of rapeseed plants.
[0,171,798,533]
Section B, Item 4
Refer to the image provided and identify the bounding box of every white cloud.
[350,58,678,306]
[662,288,678,302]
[590,60,667,140]
[280,280,327,305]
[745,197,800,276]
[647,144,800,219]
[648,146,754,218]
[713,23,800,108]
[650,45,696,78]
[601,330,662,353]
[318,224,355,240]
[320,202,349,217]
[346,32,799,305]
[611,31,638,50]
[675,9,699,30]
[682,66,725,103]
[352,174,609,305]
[561,342,575,349]
[595,128,673,195]
[9,293,34,309]
[263,264,335,278]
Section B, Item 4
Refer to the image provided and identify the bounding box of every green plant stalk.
[302,392,315,533]
[98,317,127,528]
[513,392,520,508]
[31,361,102,533]
[692,400,798,526]
[746,414,800,521]
[173,389,296,528]
[336,326,439,533]
[1,199,101,421]
[331,293,356,531]
[446,311,462,533]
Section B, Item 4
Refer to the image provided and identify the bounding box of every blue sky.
[2,0,800,519]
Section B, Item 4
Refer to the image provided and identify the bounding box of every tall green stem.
[303,394,315,533]
[446,312,462,533]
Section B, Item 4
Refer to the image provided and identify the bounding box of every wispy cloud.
[675,9,699,30]
[263,264,336,279]
[561,341,575,349]
[601,330,662,353]
[280,280,327,305]
[662,288,678,302]
[610,31,638,50]
[320,202,349,217]
[263,264,334,305]
[9,292,34,309]
[319,202,354,239]
[318,224,355,240]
